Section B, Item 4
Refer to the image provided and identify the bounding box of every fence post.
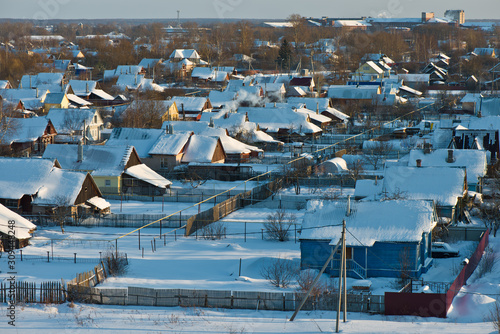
[138,229,141,250]
[74,253,77,264]
[20,250,22,261]
[142,247,144,258]
[244,222,247,242]
[175,230,177,241]
[47,251,50,263]
[160,220,162,239]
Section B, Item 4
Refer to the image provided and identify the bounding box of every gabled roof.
[383,166,466,207]
[21,73,64,89]
[0,88,48,110]
[0,203,36,239]
[138,58,163,68]
[42,144,137,177]
[237,106,322,134]
[148,132,192,156]
[2,117,53,144]
[408,149,487,181]
[32,168,89,206]
[124,164,172,188]
[161,121,210,134]
[181,135,222,163]
[328,85,380,99]
[301,199,436,246]
[47,108,103,133]
[66,80,98,96]
[171,96,211,112]
[44,92,67,104]
[169,49,201,59]
[0,158,57,200]
[106,128,165,158]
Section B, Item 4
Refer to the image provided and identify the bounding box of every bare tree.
[265,209,296,242]
[260,255,297,288]
[364,140,393,170]
[51,195,73,234]
[201,222,226,240]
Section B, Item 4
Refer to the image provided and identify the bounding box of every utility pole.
[336,219,346,333]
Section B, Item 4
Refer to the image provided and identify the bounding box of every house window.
[160,158,169,169]
[5,199,18,208]
[105,180,111,186]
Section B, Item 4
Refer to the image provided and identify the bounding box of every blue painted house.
[300,199,437,279]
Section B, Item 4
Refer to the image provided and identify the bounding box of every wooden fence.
[185,179,283,236]
[55,286,385,313]
[0,281,65,304]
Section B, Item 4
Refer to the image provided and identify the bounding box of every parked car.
[431,242,460,258]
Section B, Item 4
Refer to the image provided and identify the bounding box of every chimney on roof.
[446,149,456,163]
[209,117,214,127]
[86,82,89,93]
[423,142,432,154]
[316,102,319,114]
[416,159,422,167]
[77,138,84,162]
[36,88,39,98]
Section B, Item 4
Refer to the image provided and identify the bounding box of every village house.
[42,144,172,196]
[43,92,70,113]
[0,157,104,217]
[0,203,37,251]
[1,117,57,156]
[171,96,212,120]
[300,199,437,278]
[47,108,104,143]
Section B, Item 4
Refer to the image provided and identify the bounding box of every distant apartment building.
[445,10,465,25]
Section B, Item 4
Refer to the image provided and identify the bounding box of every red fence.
[445,228,490,311]
[385,229,490,318]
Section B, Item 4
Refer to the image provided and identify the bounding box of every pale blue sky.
[2,0,499,20]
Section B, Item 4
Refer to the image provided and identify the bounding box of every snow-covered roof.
[47,108,102,133]
[0,158,56,200]
[199,127,262,155]
[295,107,332,124]
[124,164,172,188]
[21,73,64,89]
[89,89,114,101]
[2,117,51,144]
[328,85,380,100]
[408,149,487,181]
[138,58,163,68]
[43,144,136,177]
[86,196,110,210]
[301,199,436,246]
[67,80,98,96]
[383,166,466,207]
[32,168,88,206]
[0,88,48,110]
[148,132,192,155]
[44,92,67,104]
[238,106,322,134]
[161,121,210,134]
[106,128,164,158]
[181,135,221,163]
[191,67,215,80]
[0,203,36,239]
[354,179,384,200]
[169,49,200,59]
[320,157,348,173]
[171,96,210,112]
[67,94,92,107]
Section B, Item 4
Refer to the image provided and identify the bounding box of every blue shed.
[300,199,437,279]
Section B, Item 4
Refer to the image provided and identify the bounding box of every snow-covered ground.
[0,195,498,332]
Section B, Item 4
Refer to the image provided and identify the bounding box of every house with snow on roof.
[43,92,69,113]
[355,165,467,222]
[0,157,105,217]
[47,108,103,143]
[287,97,350,126]
[42,144,172,196]
[300,199,437,278]
[0,88,48,112]
[407,149,487,192]
[171,96,212,120]
[0,203,37,251]
[1,117,57,156]
[238,106,322,142]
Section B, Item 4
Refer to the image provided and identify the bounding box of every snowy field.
[0,197,498,332]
